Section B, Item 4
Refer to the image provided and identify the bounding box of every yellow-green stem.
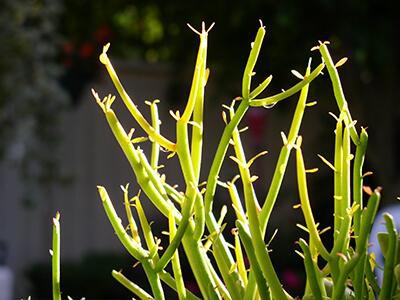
[52,212,61,300]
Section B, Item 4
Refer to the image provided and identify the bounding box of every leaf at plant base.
[377,232,389,257]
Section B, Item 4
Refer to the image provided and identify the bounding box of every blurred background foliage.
[1,0,398,202]
[60,0,398,100]
[0,0,68,205]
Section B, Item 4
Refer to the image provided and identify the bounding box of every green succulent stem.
[299,239,327,299]
[379,214,398,300]
[353,189,380,298]
[249,63,325,107]
[332,254,360,300]
[259,61,312,233]
[103,109,181,222]
[295,137,330,261]
[237,220,271,300]
[353,128,368,238]
[98,186,149,260]
[149,100,161,169]
[318,43,359,145]
[112,270,154,300]
[168,211,186,300]
[52,213,61,300]
[99,46,176,152]
[333,118,343,241]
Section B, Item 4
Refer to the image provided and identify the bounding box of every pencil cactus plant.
[52,21,400,299]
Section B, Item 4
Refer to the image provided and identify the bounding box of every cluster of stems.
[50,22,400,299]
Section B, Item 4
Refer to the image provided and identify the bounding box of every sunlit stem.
[340,122,351,252]
[149,100,161,169]
[379,214,398,300]
[353,190,380,298]
[122,185,141,243]
[333,118,343,241]
[242,23,266,99]
[104,109,180,222]
[250,63,324,107]
[332,254,360,300]
[154,189,194,271]
[237,220,271,300]
[158,271,201,300]
[135,197,159,260]
[319,43,359,145]
[353,128,368,238]
[295,137,330,261]
[99,46,176,151]
[299,239,327,299]
[52,212,61,300]
[98,186,149,260]
[168,211,186,300]
[260,62,311,233]
[112,270,154,300]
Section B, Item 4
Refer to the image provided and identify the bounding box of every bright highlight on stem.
[52,212,61,300]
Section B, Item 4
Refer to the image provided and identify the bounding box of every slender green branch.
[339,123,351,252]
[112,270,154,300]
[98,186,149,260]
[154,190,194,271]
[158,271,201,300]
[233,229,248,286]
[99,45,176,152]
[318,43,359,145]
[250,63,324,107]
[237,220,271,300]
[353,128,368,238]
[100,106,180,222]
[331,119,352,274]
[208,261,234,300]
[137,149,169,201]
[332,254,360,300]
[181,23,208,123]
[135,197,160,260]
[230,105,261,213]
[299,239,327,299]
[243,272,258,300]
[163,182,184,205]
[175,122,204,242]
[260,61,311,232]
[333,118,343,241]
[181,232,220,299]
[240,162,289,299]
[248,75,273,99]
[353,189,380,298]
[190,66,206,182]
[379,214,398,300]
[142,260,165,300]
[149,100,161,169]
[295,137,331,261]
[204,99,249,214]
[242,22,266,99]
[168,211,186,300]
[200,25,271,296]
[122,184,141,243]
[227,180,247,223]
[203,99,249,299]
[52,212,61,300]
